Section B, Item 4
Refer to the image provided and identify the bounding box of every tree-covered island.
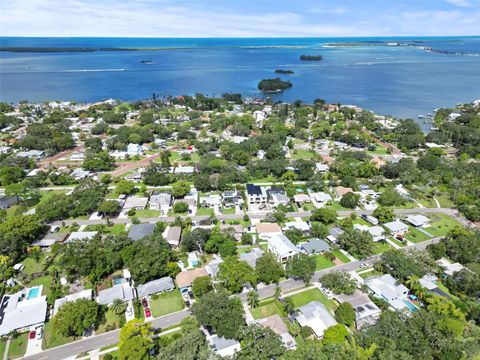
[257,77,293,92]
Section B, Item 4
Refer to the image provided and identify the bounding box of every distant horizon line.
[2,35,480,39]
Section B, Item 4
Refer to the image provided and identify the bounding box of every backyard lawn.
[149,290,184,318]
[8,333,28,359]
[43,320,75,349]
[314,255,335,270]
[288,288,336,312]
[22,254,47,275]
[291,149,315,159]
[427,214,461,237]
[250,300,284,320]
[196,208,214,216]
[85,224,126,235]
[404,228,432,243]
[27,275,53,298]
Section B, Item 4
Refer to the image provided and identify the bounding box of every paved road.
[54,207,462,226]
[21,310,190,360]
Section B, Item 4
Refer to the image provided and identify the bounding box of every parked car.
[35,326,43,340]
[142,298,149,308]
[29,330,36,340]
[145,308,151,317]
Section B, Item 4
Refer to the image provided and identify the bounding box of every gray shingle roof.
[136,277,175,298]
[128,223,155,241]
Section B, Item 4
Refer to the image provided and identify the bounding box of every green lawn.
[301,202,316,211]
[427,214,461,237]
[250,300,284,319]
[8,333,28,359]
[43,321,75,349]
[436,195,454,208]
[367,145,389,155]
[288,288,336,312]
[259,242,268,251]
[388,237,406,247]
[358,269,384,279]
[372,241,392,254]
[97,309,124,334]
[332,249,351,263]
[314,255,335,270]
[236,246,253,255]
[291,149,316,159]
[404,228,432,243]
[250,176,277,183]
[85,224,126,235]
[0,340,6,359]
[435,281,459,301]
[135,209,160,217]
[221,207,236,215]
[149,290,184,318]
[196,208,214,216]
[22,254,47,275]
[27,275,53,298]
[329,202,350,211]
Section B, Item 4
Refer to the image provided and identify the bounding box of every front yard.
[404,228,432,243]
[427,214,461,237]
[372,241,393,254]
[314,255,335,270]
[149,290,185,318]
[8,333,28,359]
[134,209,161,217]
[43,320,75,349]
[250,299,285,320]
[288,288,336,312]
[196,208,214,216]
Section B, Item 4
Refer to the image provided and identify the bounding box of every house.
[353,224,386,242]
[310,192,332,208]
[405,215,430,228]
[246,184,268,204]
[16,150,45,160]
[125,172,142,182]
[0,286,48,336]
[149,192,172,214]
[53,289,93,316]
[219,224,244,241]
[206,256,224,278]
[437,258,464,276]
[223,190,242,208]
[267,234,300,262]
[200,194,221,208]
[208,334,241,357]
[384,220,409,237]
[362,215,379,225]
[66,231,98,243]
[293,194,310,204]
[327,227,344,243]
[70,168,91,180]
[239,248,264,268]
[365,274,410,312]
[33,233,68,249]
[0,195,19,210]
[175,268,209,291]
[163,226,182,247]
[128,223,155,241]
[97,283,135,305]
[315,163,329,173]
[127,143,143,156]
[284,221,310,233]
[173,166,195,175]
[295,301,337,338]
[300,239,331,254]
[188,252,200,268]
[258,315,296,349]
[123,196,148,211]
[334,186,353,200]
[255,222,282,240]
[136,277,175,298]
[334,290,381,329]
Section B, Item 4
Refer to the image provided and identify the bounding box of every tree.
[235,325,285,359]
[218,257,257,293]
[310,208,337,224]
[97,200,121,216]
[337,229,374,259]
[274,286,282,300]
[373,206,395,223]
[118,319,154,360]
[340,192,360,209]
[377,188,406,207]
[283,296,295,313]
[311,222,329,239]
[192,276,213,298]
[247,290,259,308]
[172,181,191,198]
[241,232,253,245]
[286,254,316,284]
[335,302,356,326]
[320,271,357,295]
[322,324,349,345]
[52,299,99,337]
[111,298,127,315]
[83,150,115,171]
[116,179,136,195]
[192,291,245,339]
[173,201,189,213]
[255,253,284,285]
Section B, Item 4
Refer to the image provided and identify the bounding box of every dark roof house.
[128,223,155,241]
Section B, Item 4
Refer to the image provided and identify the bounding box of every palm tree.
[247,290,259,308]
[111,298,127,315]
[283,296,295,314]
[405,275,426,301]
[274,286,282,300]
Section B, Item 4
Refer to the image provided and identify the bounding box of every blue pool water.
[1,36,480,127]
[112,277,125,286]
[403,300,418,312]
[27,287,40,299]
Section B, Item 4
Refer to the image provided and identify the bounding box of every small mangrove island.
[274,69,294,74]
[258,77,293,92]
[300,54,323,61]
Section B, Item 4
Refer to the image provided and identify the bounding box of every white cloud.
[445,0,470,7]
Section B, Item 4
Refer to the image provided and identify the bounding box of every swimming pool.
[112,277,125,286]
[403,300,418,312]
[27,287,40,300]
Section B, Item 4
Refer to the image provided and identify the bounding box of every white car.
[35,326,43,340]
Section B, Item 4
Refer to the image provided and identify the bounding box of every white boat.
[418,114,424,119]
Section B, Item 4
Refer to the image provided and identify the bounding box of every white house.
[267,234,300,262]
[246,184,268,204]
[295,301,337,338]
[353,224,385,242]
[127,143,143,156]
[384,220,409,237]
[123,196,149,211]
[405,215,430,228]
[310,192,332,208]
[315,163,329,173]
[366,274,410,312]
[149,192,172,214]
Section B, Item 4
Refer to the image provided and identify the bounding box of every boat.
[140,60,154,64]
[418,114,424,119]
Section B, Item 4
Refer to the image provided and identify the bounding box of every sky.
[1,0,480,37]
